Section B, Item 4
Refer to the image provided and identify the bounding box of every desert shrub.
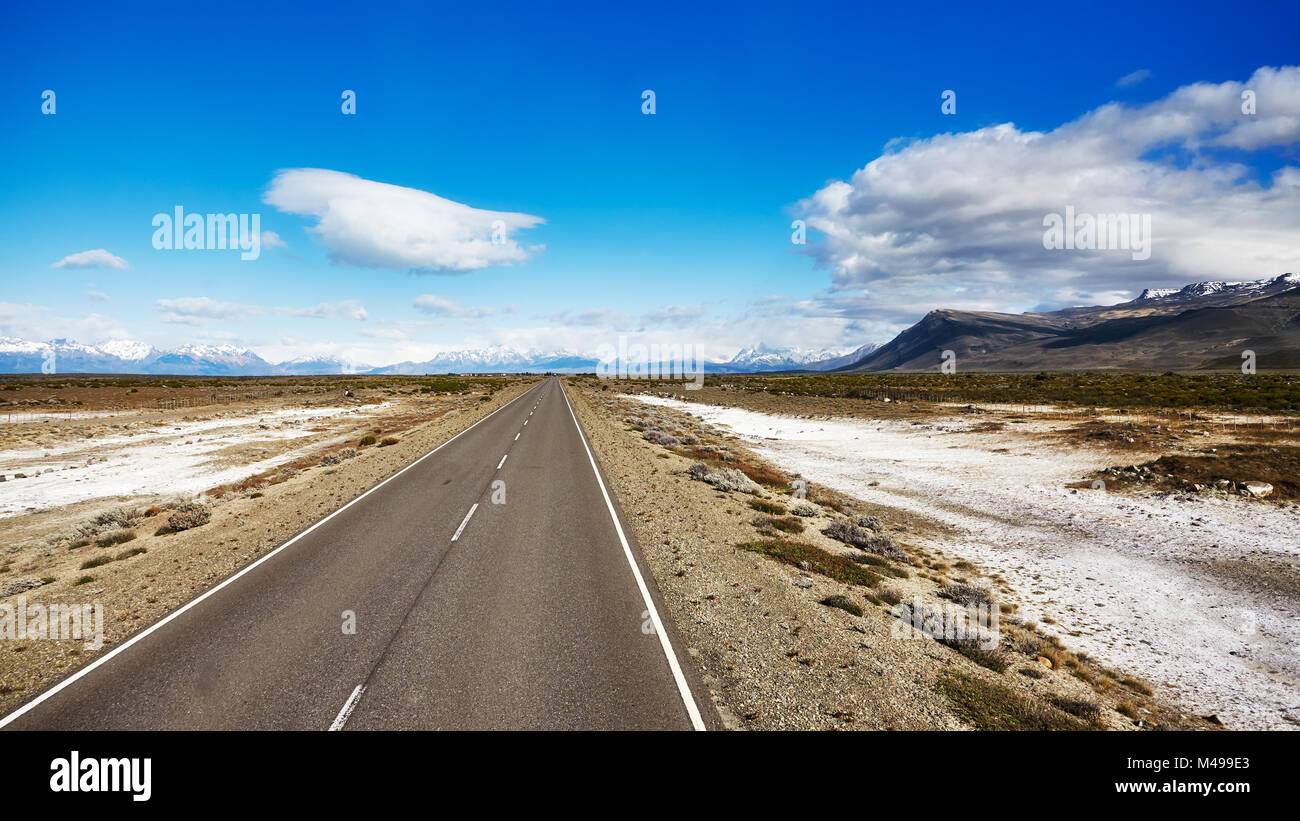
[752,515,805,534]
[686,462,760,494]
[379,437,399,447]
[740,539,882,586]
[790,502,820,517]
[748,499,785,515]
[320,453,342,466]
[114,546,147,560]
[877,584,903,606]
[820,594,864,617]
[855,514,884,531]
[337,448,358,460]
[823,521,906,560]
[643,430,679,447]
[73,575,94,586]
[166,502,211,532]
[937,670,1087,731]
[96,529,137,548]
[358,435,377,447]
[939,582,995,608]
[80,556,113,570]
[1019,666,1045,679]
[1049,696,1103,724]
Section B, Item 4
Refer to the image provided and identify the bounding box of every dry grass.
[739,539,882,586]
[937,670,1089,731]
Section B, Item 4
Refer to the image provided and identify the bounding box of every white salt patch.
[627,394,1300,730]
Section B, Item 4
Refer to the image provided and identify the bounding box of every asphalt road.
[1,377,711,730]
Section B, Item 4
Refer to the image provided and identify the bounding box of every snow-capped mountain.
[1134,273,1299,304]
[715,344,849,372]
[0,338,884,376]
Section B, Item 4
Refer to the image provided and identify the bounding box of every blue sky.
[2,0,1298,365]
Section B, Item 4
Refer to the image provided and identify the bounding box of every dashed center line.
[328,684,366,731]
[451,503,479,542]
[497,454,507,469]
[514,432,520,441]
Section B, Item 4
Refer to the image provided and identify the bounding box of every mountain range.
[0,338,868,377]
[3,274,1294,376]
[838,273,1300,372]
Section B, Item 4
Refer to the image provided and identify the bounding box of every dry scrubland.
[0,374,537,713]
[566,375,1232,730]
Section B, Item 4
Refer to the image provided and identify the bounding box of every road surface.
[1,378,711,730]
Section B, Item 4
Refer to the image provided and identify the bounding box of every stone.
[1242,481,1274,498]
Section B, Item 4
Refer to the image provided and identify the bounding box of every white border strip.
[0,381,543,730]
[558,379,707,731]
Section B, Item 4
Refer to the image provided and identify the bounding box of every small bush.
[937,670,1088,731]
[379,437,399,447]
[877,584,903,606]
[748,499,785,515]
[80,556,113,570]
[358,435,377,447]
[73,575,95,586]
[855,514,884,531]
[753,515,805,534]
[96,529,137,548]
[820,594,864,617]
[337,448,358,460]
[823,520,906,560]
[166,502,211,532]
[1019,666,1045,679]
[1049,696,1103,724]
[114,546,147,561]
[790,502,820,517]
[939,582,994,608]
[740,539,881,586]
[643,430,679,447]
[320,453,342,466]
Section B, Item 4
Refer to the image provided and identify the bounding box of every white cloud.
[412,294,496,319]
[155,297,262,323]
[264,168,545,272]
[51,249,128,270]
[275,300,369,320]
[261,231,287,249]
[85,291,110,302]
[1116,68,1151,88]
[798,65,1300,321]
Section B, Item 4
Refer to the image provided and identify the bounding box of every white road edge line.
[558,381,707,731]
[451,503,479,542]
[496,454,507,469]
[328,684,366,731]
[0,380,546,730]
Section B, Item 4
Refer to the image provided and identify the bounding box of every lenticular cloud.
[264,168,544,273]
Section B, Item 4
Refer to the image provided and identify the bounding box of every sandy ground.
[625,393,1300,730]
[0,380,537,714]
